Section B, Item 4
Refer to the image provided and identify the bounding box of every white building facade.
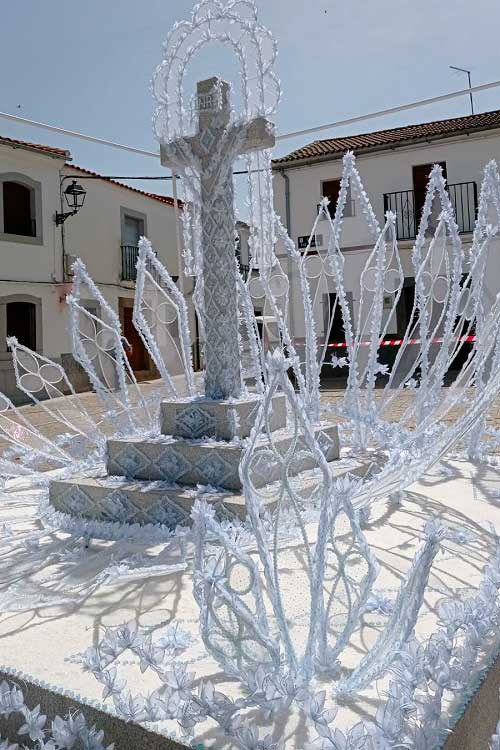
[0,135,184,400]
[272,110,500,372]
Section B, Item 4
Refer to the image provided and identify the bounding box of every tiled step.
[49,471,244,527]
[106,423,340,491]
[160,393,286,440]
[49,454,369,529]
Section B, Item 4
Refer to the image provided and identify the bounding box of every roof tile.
[273,109,500,166]
[66,164,183,208]
[0,134,70,159]
[0,134,182,207]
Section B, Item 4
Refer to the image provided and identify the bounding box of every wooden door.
[413,162,447,228]
[122,306,148,371]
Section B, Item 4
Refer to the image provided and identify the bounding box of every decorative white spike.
[466,160,500,457]
[191,500,281,681]
[134,237,196,398]
[68,259,154,433]
[240,349,333,679]
[0,390,71,468]
[7,336,105,451]
[337,522,449,697]
[316,477,379,673]
[236,269,265,394]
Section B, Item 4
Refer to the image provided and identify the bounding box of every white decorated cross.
[161,77,275,400]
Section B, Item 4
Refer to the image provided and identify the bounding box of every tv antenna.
[450,65,474,114]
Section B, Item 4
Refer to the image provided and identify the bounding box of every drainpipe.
[279,169,296,343]
[280,169,291,236]
[59,170,67,282]
[172,172,183,295]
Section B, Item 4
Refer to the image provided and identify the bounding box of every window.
[6,301,37,350]
[120,208,147,281]
[413,162,447,228]
[3,182,35,236]
[0,174,42,244]
[83,303,99,319]
[321,178,354,218]
[122,213,145,247]
[0,295,42,357]
[396,279,418,337]
[235,233,241,265]
[324,293,346,343]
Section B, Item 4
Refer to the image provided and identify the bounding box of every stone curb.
[0,666,195,750]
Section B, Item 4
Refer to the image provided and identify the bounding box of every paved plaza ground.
[5,378,500,453]
[1,378,500,748]
[0,447,499,747]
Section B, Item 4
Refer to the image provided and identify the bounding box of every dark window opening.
[326,293,346,343]
[7,301,36,350]
[321,293,348,380]
[254,309,264,342]
[396,280,419,337]
[447,274,475,375]
[83,304,99,319]
[412,162,447,230]
[321,179,354,218]
[235,233,241,265]
[192,311,202,371]
[3,181,35,237]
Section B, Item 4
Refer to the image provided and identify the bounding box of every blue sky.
[0,0,499,200]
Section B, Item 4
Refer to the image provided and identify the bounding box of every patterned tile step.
[49,474,245,527]
[48,454,367,528]
[106,423,340,491]
[160,394,286,439]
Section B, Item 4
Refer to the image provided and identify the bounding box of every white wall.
[273,129,500,343]
[0,144,63,282]
[274,129,500,251]
[62,168,181,284]
[0,144,186,400]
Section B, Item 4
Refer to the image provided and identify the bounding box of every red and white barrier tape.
[326,334,476,349]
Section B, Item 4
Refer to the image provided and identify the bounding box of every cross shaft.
[161,77,275,400]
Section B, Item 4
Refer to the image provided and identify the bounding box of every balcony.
[383,181,478,241]
[121,244,139,281]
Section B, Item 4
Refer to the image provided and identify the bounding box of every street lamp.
[449,65,474,115]
[55,180,87,225]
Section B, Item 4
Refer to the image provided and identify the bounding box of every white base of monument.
[159,394,287,439]
[1,460,499,749]
[48,393,340,527]
[48,453,365,528]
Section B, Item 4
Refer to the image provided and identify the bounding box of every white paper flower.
[18,704,46,743]
[330,355,348,368]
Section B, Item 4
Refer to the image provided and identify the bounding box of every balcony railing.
[122,243,240,283]
[448,181,478,235]
[383,189,416,241]
[383,181,478,241]
[121,244,139,281]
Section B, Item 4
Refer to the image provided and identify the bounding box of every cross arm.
[160,138,200,170]
[235,117,276,156]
